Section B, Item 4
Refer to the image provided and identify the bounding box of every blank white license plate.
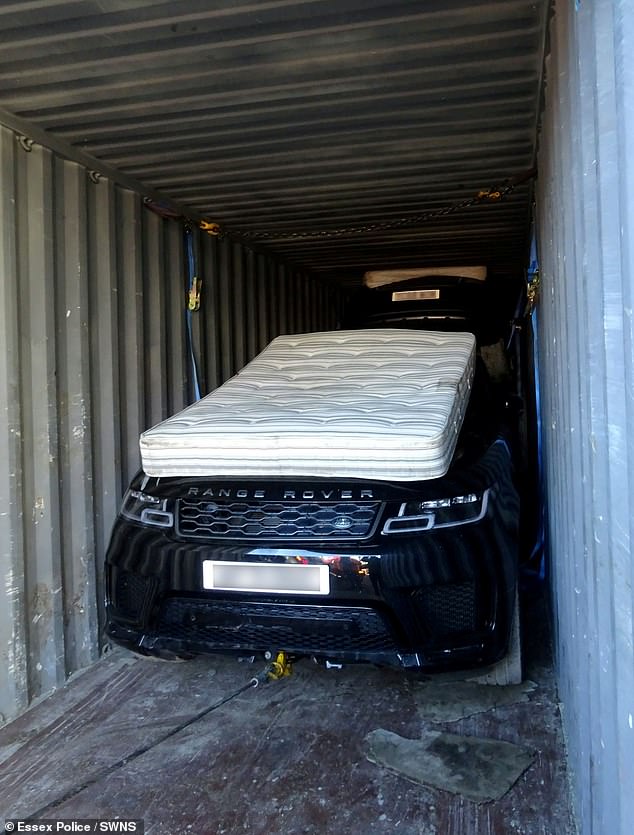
[202,561,330,595]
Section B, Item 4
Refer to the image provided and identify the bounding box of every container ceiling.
[0,0,548,284]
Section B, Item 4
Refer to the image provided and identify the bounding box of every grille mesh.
[411,581,477,636]
[158,598,397,653]
[114,571,151,621]
[177,499,380,540]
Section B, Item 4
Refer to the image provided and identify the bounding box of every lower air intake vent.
[114,572,152,621]
[158,598,397,653]
[411,581,477,636]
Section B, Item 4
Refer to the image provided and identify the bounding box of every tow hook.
[251,651,293,686]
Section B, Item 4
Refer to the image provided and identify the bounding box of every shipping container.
[0,2,632,833]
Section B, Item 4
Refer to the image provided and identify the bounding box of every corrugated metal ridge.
[0,107,199,222]
[0,0,549,282]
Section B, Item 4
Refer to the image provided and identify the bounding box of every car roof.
[345,271,526,345]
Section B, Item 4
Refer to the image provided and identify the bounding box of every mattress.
[140,329,476,481]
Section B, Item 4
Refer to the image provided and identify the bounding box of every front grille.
[411,581,477,636]
[177,499,380,540]
[158,598,398,653]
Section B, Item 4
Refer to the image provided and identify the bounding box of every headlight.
[121,489,174,528]
[382,490,489,534]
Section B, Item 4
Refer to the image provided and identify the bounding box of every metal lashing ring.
[199,220,221,236]
[18,135,34,152]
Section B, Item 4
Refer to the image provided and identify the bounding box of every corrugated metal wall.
[536,1,634,833]
[0,122,340,724]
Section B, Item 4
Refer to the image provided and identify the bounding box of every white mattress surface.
[140,329,476,481]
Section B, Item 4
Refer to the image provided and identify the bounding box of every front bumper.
[105,453,519,671]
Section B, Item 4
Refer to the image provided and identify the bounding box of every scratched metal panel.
[244,249,259,361]
[87,177,122,639]
[165,222,188,416]
[256,254,271,351]
[536,2,634,833]
[0,122,340,723]
[217,237,235,382]
[200,234,222,394]
[53,155,98,676]
[232,244,248,371]
[0,0,548,284]
[0,125,28,723]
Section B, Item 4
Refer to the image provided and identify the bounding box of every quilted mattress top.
[140,329,476,481]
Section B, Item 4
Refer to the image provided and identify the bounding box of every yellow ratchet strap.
[188,277,202,311]
[267,652,293,681]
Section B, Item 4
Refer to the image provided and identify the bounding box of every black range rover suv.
[105,269,533,679]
